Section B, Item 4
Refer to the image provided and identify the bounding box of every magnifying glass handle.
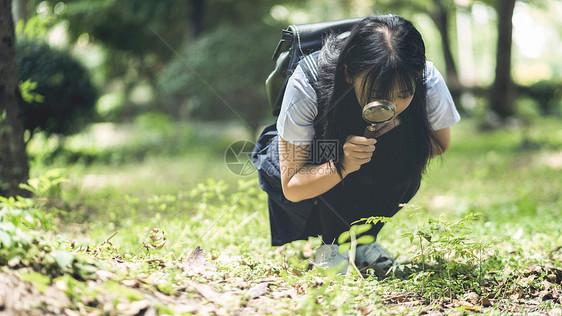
[364,124,377,138]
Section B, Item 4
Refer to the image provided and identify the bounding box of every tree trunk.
[490,0,516,118]
[429,0,463,111]
[0,0,30,197]
[188,0,205,38]
[430,0,460,88]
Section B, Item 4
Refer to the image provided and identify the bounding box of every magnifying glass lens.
[362,101,395,124]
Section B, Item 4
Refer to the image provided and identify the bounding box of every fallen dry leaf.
[245,283,269,300]
[465,292,480,305]
[456,299,481,311]
[195,283,225,305]
[271,288,298,300]
[64,308,81,316]
[95,270,115,281]
[116,299,150,315]
[510,291,523,300]
[176,246,217,275]
[174,304,199,314]
[121,279,140,288]
[359,305,374,315]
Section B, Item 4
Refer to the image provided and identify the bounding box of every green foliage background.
[157,22,282,132]
[17,40,97,137]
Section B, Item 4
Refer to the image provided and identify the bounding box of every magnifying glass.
[362,100,396,138]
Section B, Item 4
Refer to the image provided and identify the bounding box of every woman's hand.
[341,135,377,176]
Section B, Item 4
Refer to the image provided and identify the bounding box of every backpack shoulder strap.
[299,51,320,84]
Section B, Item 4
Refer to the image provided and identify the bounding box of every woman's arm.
[432,127,451,157]
[279,135,376,202]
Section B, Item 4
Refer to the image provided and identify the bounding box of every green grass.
[3,116,562,314]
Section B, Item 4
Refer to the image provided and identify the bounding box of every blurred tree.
[0,0,30,197]
[17,41,98,137]
[156,0,299,134]
[188,0,205,37]
[376,0,461,91]
[29,0,298,120]
[32,0,191,114]
[380,0,536,120]
[158,22,282,136]
[375,0,466,114]
[428,0,460,90]
[489,0,516,119]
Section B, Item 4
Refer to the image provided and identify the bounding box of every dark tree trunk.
[490,0,516,118]
[0,0,30,197]
[430,0,460,88]
[429,0,462,111]
[188,0,205,38]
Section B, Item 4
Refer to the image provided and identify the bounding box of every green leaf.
[355,235,376,245]
[0,230,13,248]
[104,281,144,302]
[337,231,350,244]
[19,271,50,293]
[339,243,351,253]
[55,250,75,268]
[350,223,373,236]
[157,282,176,295]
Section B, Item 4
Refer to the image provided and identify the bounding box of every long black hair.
[313,15,436,179]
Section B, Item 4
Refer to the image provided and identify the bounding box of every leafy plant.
[20,169,68,199]
[0,193,99,281]
[394,208,495,300]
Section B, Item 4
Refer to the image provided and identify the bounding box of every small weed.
[392,209,497,300]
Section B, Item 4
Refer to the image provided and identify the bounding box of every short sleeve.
[276,65,318,145]
[425,61,461,131]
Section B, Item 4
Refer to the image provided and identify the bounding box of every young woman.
[254,15,460,274]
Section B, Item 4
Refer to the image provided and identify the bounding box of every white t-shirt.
[277,61,461,145]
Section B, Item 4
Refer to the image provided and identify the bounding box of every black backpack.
[265,17,363,116]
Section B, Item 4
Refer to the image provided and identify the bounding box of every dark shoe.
[355,242,395,278]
